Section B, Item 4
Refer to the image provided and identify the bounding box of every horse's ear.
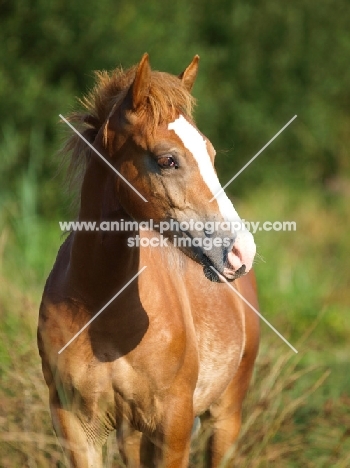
[179,55,200,92]
[130,53,151,109]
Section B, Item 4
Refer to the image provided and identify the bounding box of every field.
[1,178,349,467]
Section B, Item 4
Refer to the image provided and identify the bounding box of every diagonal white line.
[59,114,148,203]
[210,267,298,353]
[210,115,297,201]
[58,266,147,354]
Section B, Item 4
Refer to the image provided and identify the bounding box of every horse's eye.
[157,155,179,169]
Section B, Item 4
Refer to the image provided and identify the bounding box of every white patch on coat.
[168,115,257,272]
[168,115,241,223]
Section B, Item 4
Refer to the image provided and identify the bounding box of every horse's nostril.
[203,265,221,282]
[236,264,246,276]
[227,264,246,281]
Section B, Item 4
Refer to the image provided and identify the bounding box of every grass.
[240,181,350,344]
[0,180,349,466]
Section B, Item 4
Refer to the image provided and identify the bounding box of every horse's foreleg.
[205,287,260,467]
[205,390,243,468]
[116,421,141,467]
[205,336,259,465]
[205,370,251,468]
[50,402,103,468]
[140,394,194,468]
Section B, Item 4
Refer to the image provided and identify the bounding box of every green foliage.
[191,0,350,191]
[0,0,194,217]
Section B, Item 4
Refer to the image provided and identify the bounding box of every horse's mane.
[62,65,196,193]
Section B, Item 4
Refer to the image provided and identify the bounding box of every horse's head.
[93,54,256,282]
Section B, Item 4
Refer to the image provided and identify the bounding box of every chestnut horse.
[38,54,259,467]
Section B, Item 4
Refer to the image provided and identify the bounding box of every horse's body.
[38,54,259,467]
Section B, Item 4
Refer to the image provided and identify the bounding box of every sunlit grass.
[236,181,350,345]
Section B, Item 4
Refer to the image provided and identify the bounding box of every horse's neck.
[78,157,118,222]
[67,157,137,303]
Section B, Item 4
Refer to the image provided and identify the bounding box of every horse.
[38,53,260,468]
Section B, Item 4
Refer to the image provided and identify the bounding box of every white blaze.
[168,115,240,223]
[168,115,256,272]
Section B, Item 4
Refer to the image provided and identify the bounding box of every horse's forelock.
[62,65,195,202]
